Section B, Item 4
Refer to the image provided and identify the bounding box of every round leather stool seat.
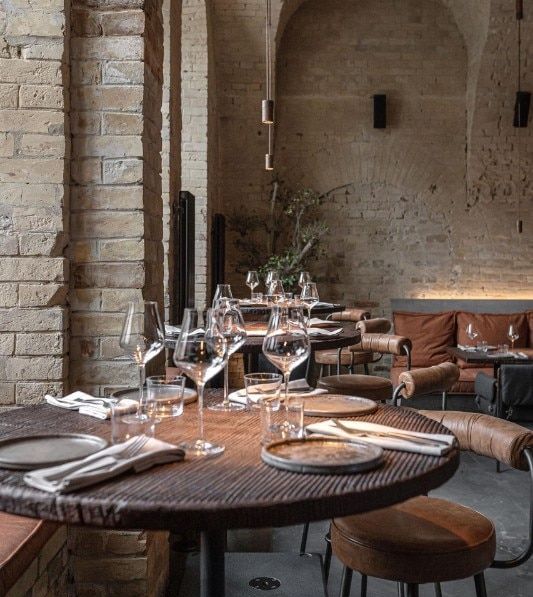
[315,348,373,367]
[318,374,392,401]
[332,496,496,584]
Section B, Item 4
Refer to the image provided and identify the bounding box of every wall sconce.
[373,94,387,128]
[513,91,530,128]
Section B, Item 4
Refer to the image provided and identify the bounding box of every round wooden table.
[0,397,459,597]
[240,302,345,319]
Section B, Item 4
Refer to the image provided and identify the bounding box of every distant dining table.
[0,394,459,597]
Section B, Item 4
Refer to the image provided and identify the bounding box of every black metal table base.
[201,530,226,597]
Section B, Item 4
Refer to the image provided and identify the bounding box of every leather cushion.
[456,312,528,368]
[356,318,391,334]
[399,363,460,398]
[0,513,58,594]
[318,375,392,401]
[393,311,455,368]
[332,496,495,584]
[390,366,493,395]
[315,348,373,367]
[331,308,370,322]
[500,364,533,407]
[360,333,411,357]
[419,410,533,470]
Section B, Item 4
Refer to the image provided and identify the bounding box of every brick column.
[0,0,69,407]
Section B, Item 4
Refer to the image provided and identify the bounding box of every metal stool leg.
[299,522,309,554]
[474,572,488,597]
[360,573,367,597]
[324,527,332,581]
[397,583,405,597]
[339,566,353,597]
[441,391,447,410]
[434,582,443,597]
[364,363,369,375]
[405,585,419,597]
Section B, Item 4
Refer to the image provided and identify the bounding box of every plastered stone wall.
[0,0,69,407]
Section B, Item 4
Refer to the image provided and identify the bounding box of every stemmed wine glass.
[212,284,233,306]
[507,325,519,350]
[173,308,228,457]
[268,279,285,303]
[246,271,259,299]
[298,271,311,291]
[265,270,279,290]
[300,281,319,325]
[262,305,310,408]
[119,301,165,423]
[466,323,478,347]
[209,299,247,412]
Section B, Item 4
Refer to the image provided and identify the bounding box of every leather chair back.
[331,308,370,322]
[356,318,391,334]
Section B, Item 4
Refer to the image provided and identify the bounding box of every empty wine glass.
[212,284,233,307]
[298,271,311,290]
[262,305,310,408]
[507,325,519,350]
[246,271,259,300]
[173,308,228,457]
[466,323,478,347]
[119,301,165,423]
[265,270,279,289]
[300,281,319,325]
[268,279,285,304]
[209,300,247,412]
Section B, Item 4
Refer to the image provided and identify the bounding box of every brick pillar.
[69,0,164,395]
[0,0,69,407]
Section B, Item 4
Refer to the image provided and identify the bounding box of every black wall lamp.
[373,94,387,129]
[514,0,530,128]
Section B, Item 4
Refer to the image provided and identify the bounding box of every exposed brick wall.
[0,0,69,407]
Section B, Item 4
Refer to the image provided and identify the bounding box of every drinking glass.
[286,397,305,439]
[260,400,286,445]
[244,372,282,410]
[465,323,478,346]
[298,271,311,291]
[246,271,259,299]
[173,308,228,457]
[300,281,319,324]
[507,325,520,350]
[119,301,165,423]
[212,284,233,306]
[209,299,247,412]
[147,375,185,418]
[262,305,310,407]
[265,270,279,289]
[111,397,155,444]
[268,279,285,304]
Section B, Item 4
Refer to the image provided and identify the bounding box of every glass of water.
[147,375,185,419]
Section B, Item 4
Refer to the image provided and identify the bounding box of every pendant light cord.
[266,0,272,102]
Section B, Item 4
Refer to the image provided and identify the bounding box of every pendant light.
[263,0,275,170]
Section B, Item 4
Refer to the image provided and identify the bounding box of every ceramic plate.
[304,394,378,417]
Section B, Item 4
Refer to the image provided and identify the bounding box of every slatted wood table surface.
[0,393,459,597]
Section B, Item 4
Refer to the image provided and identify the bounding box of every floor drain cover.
[249,577,281,590]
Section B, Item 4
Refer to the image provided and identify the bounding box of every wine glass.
[262,305,310,408]
[212,284,233,307]
[465,323,478,347]
[246,271,259,299]
[265,270,279,290]
[300,281,319,325]
[209,299,247,412]
[298,271,311,290]
[173,308,228,457]
[268,279,285,304]
[507,325,519,350]
[119,301,165,423]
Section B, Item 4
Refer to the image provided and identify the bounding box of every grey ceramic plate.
[261,437,384,474]
[112,386,198,405]
[0,434,108,470]
[304,394,378,417]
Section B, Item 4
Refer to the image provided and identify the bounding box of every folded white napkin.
[308,327,342,336]
[457,344,477,351]
[306,419,455,457]
[314,302,335,308]
[229,379,327,405]
[165,324,181,336]
[24,435,184,493]
[308,318,338,327]
[45,391,137,420]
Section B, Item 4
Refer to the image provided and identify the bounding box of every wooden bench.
[0,512,58,595]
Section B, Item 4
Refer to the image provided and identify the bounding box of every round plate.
[0,434,108,471]
[112,386,198,405]
[304,394,378,417]
[261,437,384,474]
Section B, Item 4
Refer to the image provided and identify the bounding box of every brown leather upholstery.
[418,410,533,471]
[318,374,392,401]
[0,514,58,594]
[393,311,455,368]
[332,496,496,584]
[355,318,391,334]
[314,348,373,367]
[360,333,411,356]
[390,365,493,395]
[331,308,370,322]
[398,363,460,398]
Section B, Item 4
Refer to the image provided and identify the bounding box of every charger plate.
[303,394,378,417]
[261,437,384,474]
[0,434,108,470]
[112,387,197,405]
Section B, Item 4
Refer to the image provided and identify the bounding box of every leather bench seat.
[391,366,494,395]
[332,496,496,584]
[0,513,57,594]
[318,374,392,401]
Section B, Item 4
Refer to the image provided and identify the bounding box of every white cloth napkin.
[308,327,342,336]
[306,419,455,457]
[457,344,477,352]
[45,391,137,420]
[229,379,327,405]
[308,318,338,327]
[24,435,184,493]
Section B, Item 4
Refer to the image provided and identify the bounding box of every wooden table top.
[0,395,459,532]
[447,346,533,365]
[239,303,345,317]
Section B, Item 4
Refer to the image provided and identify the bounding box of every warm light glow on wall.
[412,290,533,300]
